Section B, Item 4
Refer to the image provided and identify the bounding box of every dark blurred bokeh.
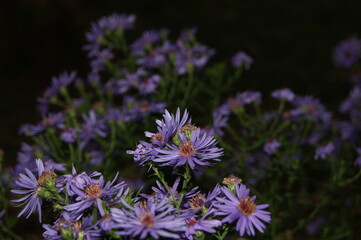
[1,0,361,162]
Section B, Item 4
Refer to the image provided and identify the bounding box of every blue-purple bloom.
[271,88,295,102]
[314,142,335,160]
[20,113,65,136]
[11,159,52,222]
[60,128,77,143]
[43,214,102,240]
[354,148,361,167]
[231,51,253,69]
[215,184,271,236]
[63,173,126,220]
[291,96,331,123]
[333,37,361,68]
[263,139,281,155]
[154,128,223,169]
[183,211,221,240]
[111,199,185,239]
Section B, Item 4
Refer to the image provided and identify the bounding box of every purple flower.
[131,30,162,56]
[21,113,65,136]
[11,159,55,222]
[141,177,198,202]
[80,110,108,148]
[60,128,76,143]
[63,173,126,220]
[314,142,335,160]
[154,128,223,169]
[291,96,331,123]
[333,37,361,68]
[43,214,102,240]
[123,97,166,121]
[36,72,77,115]
[215,184,271,236]
[180,28,197,42]
[263,139,281,155]
[271,88,295,102]
[354,148,361,167]
[98,13,135,31]
[183,212,221,240]
[111,199,185,239]
[174,43,215,75]
[235,91,262,106]
[56,165,101,197]
[231,51,253,69]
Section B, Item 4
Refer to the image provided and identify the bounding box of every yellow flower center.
[222,175,242,185]
[140,211,154,228]
[151,133,164,142]
[179,141,195,157]
[37,171,57,186]
[84,184,103,198]
[238,197,256,216]
[188,193,206,210]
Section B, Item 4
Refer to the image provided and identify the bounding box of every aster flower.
[271,88,295,102]
[154,128,223,169]
[136,48,167,68]
[354,148,361,167]
[111,199,185,239]
[56,165,101,196]
[21,113,65,136]
[43,214,102,240]
[215,184,271,237]
[60,128,77,143]
[263,139,281,155]
[11,159,56,222]
[291,96,331,123]
[80,110,108,148]
[314,142,335,160]
[36,72,77,115]
[231,51,253,69]
[183,210,222,240]
[333,36,361,68]
[123,97,166,121]
[131,30,162,56]
[127,141,158,166]
[63,173,126,220]
[174,43,215,75]
[141,177,198,202]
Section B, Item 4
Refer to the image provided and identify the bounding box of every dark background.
[1,0,361,162]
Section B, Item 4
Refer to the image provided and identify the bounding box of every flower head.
[11,159,53,222]
[215,184,271,237]
[271,88,295,102]
[111,199,185,239]
[154,128,223,169]
[314,142,335,160]
[333,37,361,68]
[231,51,253,69]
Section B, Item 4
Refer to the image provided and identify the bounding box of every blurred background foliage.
[1,0,361,163]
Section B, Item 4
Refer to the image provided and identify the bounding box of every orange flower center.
[37,171,57,186]
[188,193,206,210]
[179,123,198,132]
[151,133,164,142]
[84,184,103,198]
[140,211,154,228]
[238,197,256,216]
[179,141,195,157]
[222,175,242,185]
[186,218,198,226]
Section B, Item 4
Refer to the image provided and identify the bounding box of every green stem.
[181,71,195,108]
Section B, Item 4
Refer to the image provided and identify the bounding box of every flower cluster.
[12,149,270,239]
[128,108,223,171]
